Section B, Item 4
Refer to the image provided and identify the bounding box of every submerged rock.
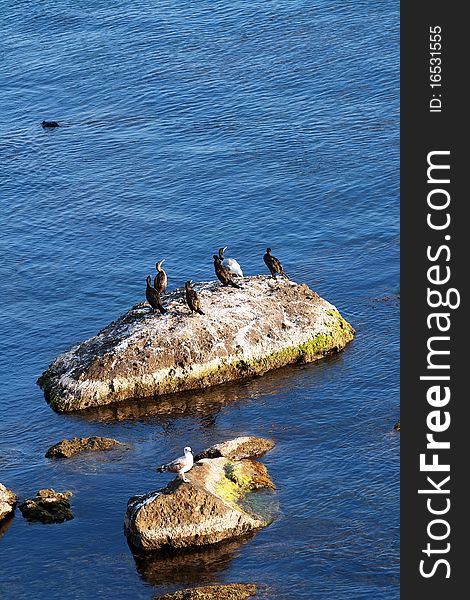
[125,438,275,552]
[154,583,257,599]
[38,276,354,413]
[0,483,17,521]
[19,489,73,523]
[45,436,125,458]
[393,421,400,431]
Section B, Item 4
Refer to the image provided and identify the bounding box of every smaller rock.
[0,483,17,521]
[45,436,125,458]
[19,489,74,523]
[154,583,257,599]
[194,436,275,461]
[125,454,275,551]
[393,421,400,431]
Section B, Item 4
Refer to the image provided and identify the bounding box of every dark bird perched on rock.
[41,120,60,128]
[218,246,243,277]
[157,446,193,482]
[146,275,166,314]
[185,280,204,315]
[154,259,167,295]
[213,255,241,289]
[263,247,289,279]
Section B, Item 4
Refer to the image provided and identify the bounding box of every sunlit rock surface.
[153,583,257,599]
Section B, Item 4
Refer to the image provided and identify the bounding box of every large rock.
[125,439,275,552]
[38,277,354,412]
[45,436,125,458]
[154,584,257,599]
[0,483,17,521]
[19,489,74,523]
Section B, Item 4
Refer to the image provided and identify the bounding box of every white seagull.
[157,446,194,482]
[218,246,243,277]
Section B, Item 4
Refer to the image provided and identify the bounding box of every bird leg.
[179,471,189,483]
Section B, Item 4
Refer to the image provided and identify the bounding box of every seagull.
[263,247,289,279]
[146,275,166,314]
[218,246,243,278]
[157,446,194,482]
[154,259,167,295]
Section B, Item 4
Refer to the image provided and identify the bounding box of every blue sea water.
[0,1,399,598]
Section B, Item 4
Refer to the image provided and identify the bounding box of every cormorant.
[218,246,243,277]
[263,247,289,279]
[185,280,204,315]
[41,120,60,128]
[154,259,167,295]
[213,255,241,288]
[157,446,193,482]
[146,275,166,314]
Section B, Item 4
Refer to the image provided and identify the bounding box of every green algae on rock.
[38,276,354,413]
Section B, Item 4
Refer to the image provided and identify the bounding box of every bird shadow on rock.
[130,532,258,587]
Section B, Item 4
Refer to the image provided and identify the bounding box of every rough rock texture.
[195,437,275,461]
[125,439,275,552]
[154,583,257,599]
[38,276,354,412]
[45,436,125,458]
[19,489,74,523]
[0,483,17,521]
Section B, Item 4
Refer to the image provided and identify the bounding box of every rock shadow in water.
[63,356,341,426]
[131,533,257,587]
[0,514,15,539]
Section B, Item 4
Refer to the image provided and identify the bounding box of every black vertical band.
[401,3,465,597]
